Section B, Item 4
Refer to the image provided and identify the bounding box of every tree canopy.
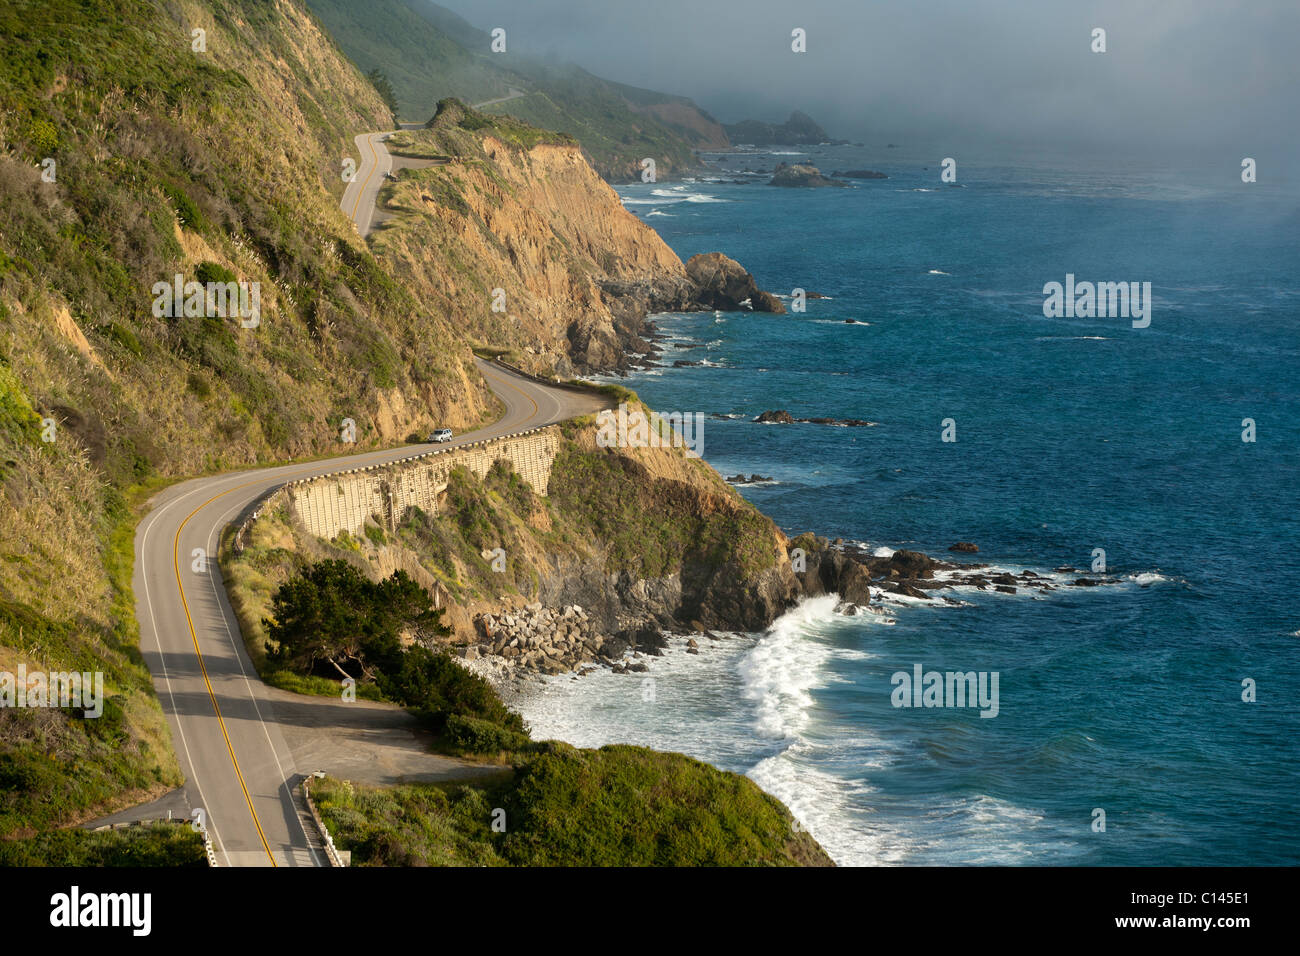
[263,560,446,681]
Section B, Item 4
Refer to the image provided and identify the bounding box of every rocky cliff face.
[226,409,806,684]
[373,101,782,374]
[685,252,787,313]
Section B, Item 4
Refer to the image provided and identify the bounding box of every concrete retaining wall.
[283,425,560,541]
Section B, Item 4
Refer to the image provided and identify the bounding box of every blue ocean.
[516,148,1300,865]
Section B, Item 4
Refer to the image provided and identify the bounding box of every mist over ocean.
[512,148,1300,865]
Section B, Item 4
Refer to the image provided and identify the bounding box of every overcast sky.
[435,0,1299,171]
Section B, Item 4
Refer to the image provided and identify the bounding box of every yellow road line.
[164,361,537,865]
[349,133,381,223]
[173,485,278,865]
[169,450,400,865]
[482,363,540,419]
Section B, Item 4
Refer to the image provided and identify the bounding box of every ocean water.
[516,149,1300,865]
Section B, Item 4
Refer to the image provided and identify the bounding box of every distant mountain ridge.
[305,0,728,180]
[723,110,844,146]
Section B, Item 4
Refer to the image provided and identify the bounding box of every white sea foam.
[1125,571,1185,587]
[928,269,950,275]
[1034,335,1111,341]
[737,595,838,740]
[746,745,897,865]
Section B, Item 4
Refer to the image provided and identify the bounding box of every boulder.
[685,252,760,311]
[948,542,979,553]
[615,624,669,657]
[751,290,787,314]
[769,163,850,187]
[887,549,938,579]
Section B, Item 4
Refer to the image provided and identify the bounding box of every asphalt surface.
[132,116,611,866]
[134,359,607,865]
[341,100,520,237]
[340,131,393,238]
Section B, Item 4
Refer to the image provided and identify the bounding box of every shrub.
[378,644,525,736]
[24,117,58,155]
[161,183,203,229]
[444,713,531,754]
[195,261,237,285]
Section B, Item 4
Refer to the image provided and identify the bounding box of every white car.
[428,428,453,443]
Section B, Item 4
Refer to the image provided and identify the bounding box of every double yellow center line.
[349,133,382,223]
[167,361,540,866]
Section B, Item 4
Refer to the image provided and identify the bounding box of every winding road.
[341,130,393,238]
[342,91,527,239]
[134,132,606,866]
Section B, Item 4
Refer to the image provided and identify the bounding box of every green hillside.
[304,0,727,180]
[0,0,485,838]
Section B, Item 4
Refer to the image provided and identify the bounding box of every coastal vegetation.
[0,822,207,867]
[259,559,525,747]
[1,0,819,864]
[312,743,833,866]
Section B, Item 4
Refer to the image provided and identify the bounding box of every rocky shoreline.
[597,251,786,373]
[456,536,1121,693]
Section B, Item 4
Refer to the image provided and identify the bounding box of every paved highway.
[134,360,605,865]
[134,116,609,866]
[340,131,393,239]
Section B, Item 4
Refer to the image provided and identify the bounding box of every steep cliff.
[224,402,802,688]
[374,99,701,374]
[0,0,498,834]
[0,0,798,838]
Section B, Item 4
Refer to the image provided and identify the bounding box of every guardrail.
[278,423,558,488]
[230,423,560,552]
[490,357,609,394]
[89,818,218,867]
[300,774,346,868]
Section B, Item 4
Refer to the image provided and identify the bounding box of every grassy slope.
[0,1,815,864]
[313,742,833,867]
[304,0,716,180]
[0,0,495,838]
[0,822,207,866]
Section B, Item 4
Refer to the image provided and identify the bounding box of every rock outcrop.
[755,410,876,427]
[769,163,850,188]
[380,102,788,376]
[684,252,785,312]
[789,536,1122,611]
